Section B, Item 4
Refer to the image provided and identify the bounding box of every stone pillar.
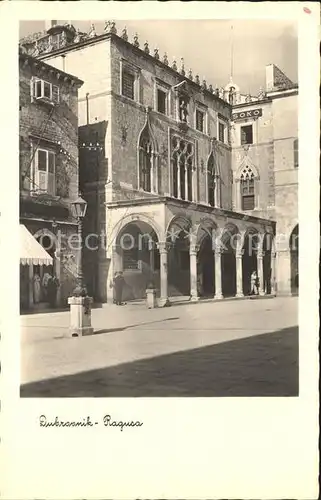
[157,242,170,307]
[214,248,223,299]
[270,251,276,295]
[276,249,291,295]
[236,249,244,297]
[28,264,34,309]
[190,243,199,302]
[257,249,265,295]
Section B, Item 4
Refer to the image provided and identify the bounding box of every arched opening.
[242,231,258,295]
[115,220,160,301]
[221,226,238,297]
[263,233,273,294]
[198,233,215,297]
[290,225,299,295]
[166,216,191,297]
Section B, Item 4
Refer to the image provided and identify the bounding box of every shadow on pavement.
[94,316,180,335]
[20,326,298,398]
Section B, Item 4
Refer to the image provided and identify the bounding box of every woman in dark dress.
[113,272,125,305]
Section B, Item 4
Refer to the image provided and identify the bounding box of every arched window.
[171,137,194,201]
[207,151,220,208]
[139,134,152,192]
[240,165,255,210]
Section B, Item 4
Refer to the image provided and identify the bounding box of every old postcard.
[0,1,319,499]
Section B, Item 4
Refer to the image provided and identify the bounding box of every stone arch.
[166,213,192,239]
[112,213,163,245]
[113,218,161,301]
[235,161,260,181]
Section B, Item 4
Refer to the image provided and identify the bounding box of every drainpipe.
[86,93,90,125]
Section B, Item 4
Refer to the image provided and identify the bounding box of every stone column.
[190,243,199,302]
[276,249,291,295]
[157,242,170,307]
[270,251,276,295]
[257,249,265,295]
[214,248,223,299]
[236,249,244,297]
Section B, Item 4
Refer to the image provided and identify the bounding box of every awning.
[20,224,53,266]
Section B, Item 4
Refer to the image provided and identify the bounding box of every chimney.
[266,64,274,91]
[45,20,58,32]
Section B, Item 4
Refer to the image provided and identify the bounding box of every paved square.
[20,296,298,397]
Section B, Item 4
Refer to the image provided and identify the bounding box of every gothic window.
[139,134,152,192]
[171,137,194,201]
[240,165,255,210]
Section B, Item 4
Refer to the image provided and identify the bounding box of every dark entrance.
[242,232,258,295]
[198,235,215,297]
[290,225,298,295]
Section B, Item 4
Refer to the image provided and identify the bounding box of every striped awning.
[20,224,53,266]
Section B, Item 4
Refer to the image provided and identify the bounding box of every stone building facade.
[20,21,298,304]
[19,48,84,310]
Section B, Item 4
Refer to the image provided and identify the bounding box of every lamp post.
[71,196,88,297]
[67,195,94,337]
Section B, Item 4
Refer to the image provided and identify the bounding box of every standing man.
[114,271,125,306]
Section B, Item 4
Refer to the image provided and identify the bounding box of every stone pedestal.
[146,288,157,309]
[67,296,94,337]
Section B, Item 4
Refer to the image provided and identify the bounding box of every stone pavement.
[20,296,298,397]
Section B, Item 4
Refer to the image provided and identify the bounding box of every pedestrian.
[250,270,259,295]
[113,271,126,306]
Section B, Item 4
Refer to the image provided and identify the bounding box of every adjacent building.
[20,21,298,306]
[19,47,83,310]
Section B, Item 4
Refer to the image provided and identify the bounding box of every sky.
[20,19,298,94]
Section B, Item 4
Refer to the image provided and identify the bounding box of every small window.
[157,89,166,114]
[241,125,253,145]
[32,78,59,104]
[218,122,225,143]
[122,70,135,100]
[196,109,204,132]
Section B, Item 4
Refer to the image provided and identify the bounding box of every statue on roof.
[74,29,82,44]
[88,24,97,39]
[258,86,266,100]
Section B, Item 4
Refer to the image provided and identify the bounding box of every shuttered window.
[34,149,56,195]
[196,109,204,132]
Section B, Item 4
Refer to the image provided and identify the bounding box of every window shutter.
[30,78,35,102]
[52,85,59,104]
[47,173,55,195]
[36,170,47,192]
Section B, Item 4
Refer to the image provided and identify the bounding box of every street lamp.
[71,196,88,297]
[68,195,93,337]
